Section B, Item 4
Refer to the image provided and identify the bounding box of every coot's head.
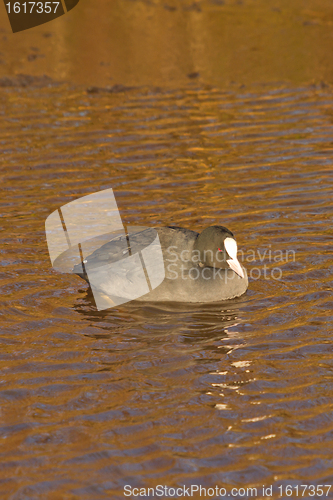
[193,225,244,278]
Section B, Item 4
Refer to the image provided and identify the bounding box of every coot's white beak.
[227,257,245,278]
[224,237,245,279]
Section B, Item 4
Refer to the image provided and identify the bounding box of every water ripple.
[1,82,333,498]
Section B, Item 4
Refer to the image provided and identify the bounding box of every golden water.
[1,81,333,499]
[1,0,333,499]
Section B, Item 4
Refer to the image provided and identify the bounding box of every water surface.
[0,81,333,498]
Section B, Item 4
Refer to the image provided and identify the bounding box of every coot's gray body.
[73,225,248,303]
